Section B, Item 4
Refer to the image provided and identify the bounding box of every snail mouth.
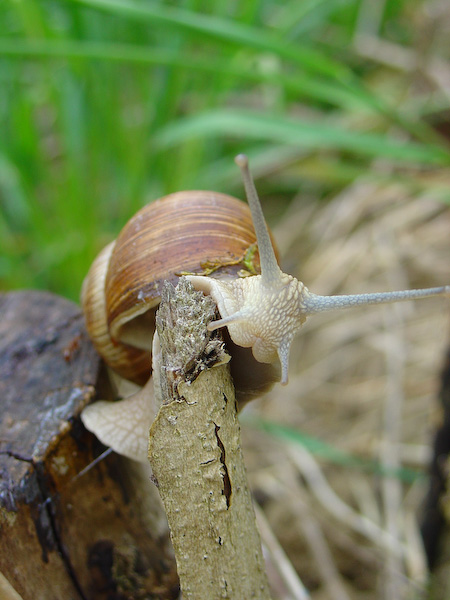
[223,330,281,407]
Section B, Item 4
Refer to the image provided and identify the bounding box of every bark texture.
[0,290,178,600]
[148,278,271,599]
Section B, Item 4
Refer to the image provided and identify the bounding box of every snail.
[80,186,281,397]
[81,154,450,462]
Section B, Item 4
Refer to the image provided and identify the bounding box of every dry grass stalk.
[242,173,449,598]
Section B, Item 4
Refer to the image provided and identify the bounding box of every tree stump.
[0,291,178,600]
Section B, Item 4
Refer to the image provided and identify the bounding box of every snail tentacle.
[301,286,450,314]
[199,156,450,384]
[234,154,283,287]
[81,153,450,459]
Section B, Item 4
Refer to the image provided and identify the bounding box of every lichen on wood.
[148,278,271,599]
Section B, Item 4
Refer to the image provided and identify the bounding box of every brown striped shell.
[81,190,280,394]
[81,241,152,385]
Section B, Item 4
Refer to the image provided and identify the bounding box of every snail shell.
[81,155,450,460]
[81,190,280,399]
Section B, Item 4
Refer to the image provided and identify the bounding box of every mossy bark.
[148,278,271,599]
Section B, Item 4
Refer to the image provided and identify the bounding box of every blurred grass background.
[1,0,450,300]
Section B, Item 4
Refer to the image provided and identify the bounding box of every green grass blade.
[154,109,450,165]
[0,38,369,111]
[64,0,449,146]
[244,415,423,484]
[68,0,351,80]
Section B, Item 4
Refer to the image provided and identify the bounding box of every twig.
[254,503,310,600]
[148,278,271,599]
[375,226,408,598]
[293,498,351,600]
[380,302,406,599]
[0,573,24,600]
[287,443,407,558]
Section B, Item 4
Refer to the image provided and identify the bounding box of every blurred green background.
[1,0,449,302]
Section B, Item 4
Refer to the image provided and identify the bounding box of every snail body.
[81,188,280,400]
[191,155,450,384]
[81,154,450,462]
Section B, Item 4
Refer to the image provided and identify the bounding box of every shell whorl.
[81,190,280,392]
[81,241,151,385]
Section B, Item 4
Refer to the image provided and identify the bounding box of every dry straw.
[242,175,450,599]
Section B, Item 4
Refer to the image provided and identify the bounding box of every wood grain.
[0,290,177,600]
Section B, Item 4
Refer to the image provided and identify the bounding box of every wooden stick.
[148,278,271,599]
[0,573,25,600]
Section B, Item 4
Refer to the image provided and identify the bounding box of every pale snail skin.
[80,188,279,391]
[81,186,277,461]
[189,154,450,385]
[82,154,450,462]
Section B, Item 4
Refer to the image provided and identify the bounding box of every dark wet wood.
[421,345,450,598]
[0,290,178,600]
